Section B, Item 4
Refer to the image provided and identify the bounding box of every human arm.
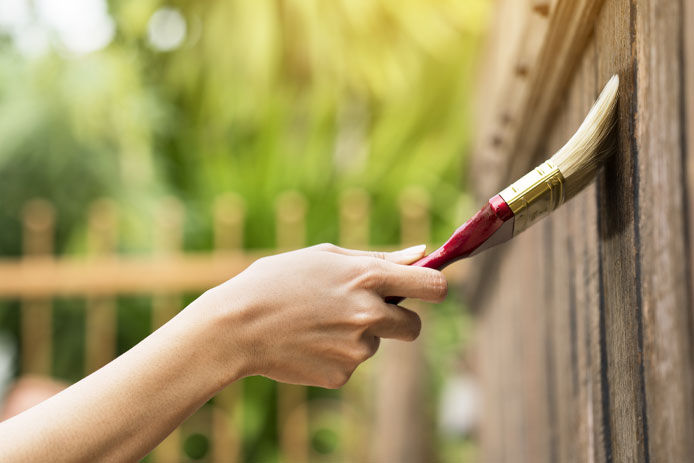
[0,244,446,462]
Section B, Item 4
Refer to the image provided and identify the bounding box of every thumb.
[317,243,427,265]
[382,244,427,265]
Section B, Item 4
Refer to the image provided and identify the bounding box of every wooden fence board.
[521,224,552,463]
[567,58,591,463]
[547,94,578,463]
[596,1,646,461]
[473,0,694,460]
[85,199,117,374]
[21,200,54,376]
[2,190,451,462]
[0,252,466,299]
[633,1,694,461]
[685,0,694,374]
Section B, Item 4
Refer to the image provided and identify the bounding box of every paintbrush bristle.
[550,75,619,199]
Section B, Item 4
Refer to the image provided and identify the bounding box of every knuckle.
[350,342,375,363]
[371,336,381,354]
[200,286,219,301]
[349,305,383,328]
[364,339,379,359]
[355,257,384,290]
[347,349,361,364]
[428,270,448,301]
[250,256,270,270]
[314,243,337,252]
[348,309,371,327]
[404,313,422,341]
[324,370,351,389]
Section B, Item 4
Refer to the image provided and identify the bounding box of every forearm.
[0,292,245,462]
[0,244,445,461]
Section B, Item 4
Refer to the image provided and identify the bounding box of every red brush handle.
[385,195,513,305]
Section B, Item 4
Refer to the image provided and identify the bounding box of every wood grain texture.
[633,0,694,460]
[685,0,694,379]
[472,0,694,460]
[519,224,553,463]
[685,1,694,452]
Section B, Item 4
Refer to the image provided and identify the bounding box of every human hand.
[0,244,446,462]
[202,244,447,389]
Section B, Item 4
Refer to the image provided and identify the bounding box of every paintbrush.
[386,75,619,304]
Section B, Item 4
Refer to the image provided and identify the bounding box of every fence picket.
[21,199,55,375]
[3,191,456,461]
[85,199,117,374]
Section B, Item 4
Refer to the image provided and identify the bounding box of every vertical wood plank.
[21,200,54,375]
[562,52,604,463]
[595,0,648,460]
[684,0,694,443]
[547,99,580,463]
[633,0,694,460]
[574,40,610,463]
[504,234,527,463]
[474,0,694,461]
[212,193,245,463]
[477,282,493,460]
[523,222,553,462]
[566,66,589,463]
[150,196,184,462]
[338,188,370,250]
[373,187,433,463]
[85,199,118,374]
[541,219,560,463]
[275,191,309,463]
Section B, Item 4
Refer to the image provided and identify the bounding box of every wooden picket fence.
[0,188,465,462]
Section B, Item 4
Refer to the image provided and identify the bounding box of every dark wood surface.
[473,0,694,460]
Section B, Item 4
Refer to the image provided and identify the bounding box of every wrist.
[184,283,256,388]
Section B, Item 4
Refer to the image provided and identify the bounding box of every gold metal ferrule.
[498,160,565,235]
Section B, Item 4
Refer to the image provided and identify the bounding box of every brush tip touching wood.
[386,76,621,300]
[550,74,619,199]
[497,75,619,235]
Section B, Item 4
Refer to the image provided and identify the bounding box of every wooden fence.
[0,188,465,462]
[468,0,694,462]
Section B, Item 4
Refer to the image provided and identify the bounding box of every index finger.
[360,257,447,302]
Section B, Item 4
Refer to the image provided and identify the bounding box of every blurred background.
[0,0,490,461]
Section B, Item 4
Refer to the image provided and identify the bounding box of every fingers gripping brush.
[386,75,619,305]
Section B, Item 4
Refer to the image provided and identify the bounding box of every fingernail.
[398,244,426,256]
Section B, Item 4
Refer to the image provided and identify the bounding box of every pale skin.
[0,243,447,462]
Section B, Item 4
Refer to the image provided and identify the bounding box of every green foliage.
[0,0,490,253]
[0,0,489,460]
[183,432,210,460]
